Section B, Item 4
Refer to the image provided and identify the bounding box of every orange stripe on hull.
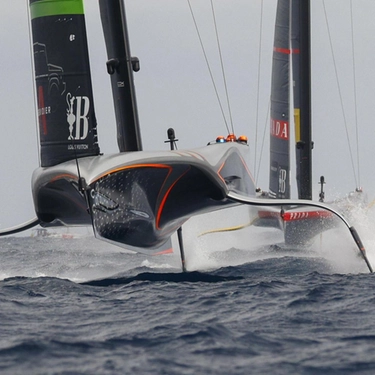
[50,173,78,183]
[155,167,191,230]
[153,248,174,255]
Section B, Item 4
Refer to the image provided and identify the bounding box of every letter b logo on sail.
[66,93,90,140]
[279,168,287,194]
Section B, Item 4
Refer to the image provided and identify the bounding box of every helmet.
[216,136,226,143]
[237,135,248,144]
[226,133,237,142]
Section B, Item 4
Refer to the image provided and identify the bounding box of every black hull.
[32,143,255,250]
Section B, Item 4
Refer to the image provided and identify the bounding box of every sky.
[1,0,375,230]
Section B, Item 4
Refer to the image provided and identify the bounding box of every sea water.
[0,228,375,375]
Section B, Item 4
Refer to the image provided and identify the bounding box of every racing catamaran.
[255,0,368,247]
[0,0,371,273]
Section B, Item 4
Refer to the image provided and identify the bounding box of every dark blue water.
[0,235,374,374]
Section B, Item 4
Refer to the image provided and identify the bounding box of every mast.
[292,0,312,200]
[99,0,142,152]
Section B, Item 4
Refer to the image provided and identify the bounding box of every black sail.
[29,0,100,167]
[269,0,291,199]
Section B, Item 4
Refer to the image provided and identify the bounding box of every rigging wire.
[210,0,234,134]
[322,0,358,188]
[350,0,361,188]
[254,0,264,182]
[186,0,230,135]
[256,100,270,187]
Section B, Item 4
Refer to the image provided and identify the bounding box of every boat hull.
[32,143,255,250]
[255,205,338,246]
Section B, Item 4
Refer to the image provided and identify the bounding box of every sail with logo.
[30,0,99,167]
[269,0,290,200]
